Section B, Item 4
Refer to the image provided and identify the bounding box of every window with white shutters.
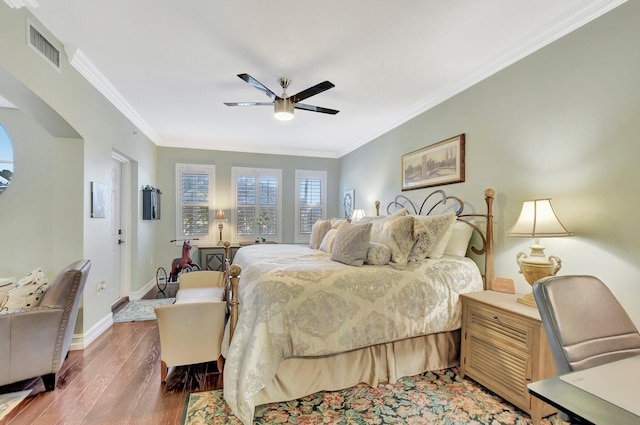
[295,170,327,243]
[232,167,282,242]
[175,163,215,243]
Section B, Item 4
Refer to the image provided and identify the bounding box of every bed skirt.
[254,329,461,406]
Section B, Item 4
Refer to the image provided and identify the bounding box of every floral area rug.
[0,390,31,420]
[113,298,175,322]
[182,368,564,425]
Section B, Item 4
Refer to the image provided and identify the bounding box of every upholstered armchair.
[0,259,91,390]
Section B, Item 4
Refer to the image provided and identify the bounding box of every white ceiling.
[15,0,624,158]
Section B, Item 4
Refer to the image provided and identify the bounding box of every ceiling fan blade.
[290,81,335,103]
[295,103,339,115]
[224,102,274,107]
[237,73,277,101]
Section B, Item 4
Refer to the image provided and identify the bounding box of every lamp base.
[516,291,537,307]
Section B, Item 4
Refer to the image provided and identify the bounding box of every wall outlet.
[96,281,106,294]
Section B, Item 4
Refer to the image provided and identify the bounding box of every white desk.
[560,355,640,417]
[528,355,640,425]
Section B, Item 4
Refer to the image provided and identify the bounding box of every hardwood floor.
[1,283,221,425]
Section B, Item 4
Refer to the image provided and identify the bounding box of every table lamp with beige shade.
[215,209,226,245]
[508,198,574,307]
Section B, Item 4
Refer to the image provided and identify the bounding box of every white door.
[110,157,123,296]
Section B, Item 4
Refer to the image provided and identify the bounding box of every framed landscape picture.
[401,134,465,191]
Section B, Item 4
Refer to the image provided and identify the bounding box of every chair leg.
[42,373,57,391]
[161,360,168,383]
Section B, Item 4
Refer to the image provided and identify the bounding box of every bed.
[222,188,495,424]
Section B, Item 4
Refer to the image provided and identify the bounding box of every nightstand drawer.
[467,303,534,351]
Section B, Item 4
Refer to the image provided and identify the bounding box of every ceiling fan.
[224,73,339,121]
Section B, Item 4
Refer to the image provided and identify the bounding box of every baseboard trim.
[70,312,113,351]
[129,278,156,300]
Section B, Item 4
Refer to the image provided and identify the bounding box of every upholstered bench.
[154,270,228,382]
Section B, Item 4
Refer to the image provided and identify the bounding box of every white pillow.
[428,216,458,259]
[408,213,456,262]
[444,221,475,257]
[0,268,49,311]
[309,219,331,249]
[319,229,338,253]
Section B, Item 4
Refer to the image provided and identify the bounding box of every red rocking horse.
[169,239,200,282]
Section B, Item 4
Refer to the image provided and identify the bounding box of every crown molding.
[340,0,627,158]
[3,0,39,8]
[64,46,161,144]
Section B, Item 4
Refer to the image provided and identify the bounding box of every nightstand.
[197,245,239,271]
[460,291,557,424]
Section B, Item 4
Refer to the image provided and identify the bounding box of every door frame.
[112,150,131,298]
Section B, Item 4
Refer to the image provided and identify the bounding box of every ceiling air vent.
[27,20,61,71]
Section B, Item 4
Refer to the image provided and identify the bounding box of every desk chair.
[533,275,640,421]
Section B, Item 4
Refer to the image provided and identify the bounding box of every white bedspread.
[223,244,483,424]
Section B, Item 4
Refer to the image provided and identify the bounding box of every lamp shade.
[215,209,226,220]
[274,98,294,121]
[507,199,574,238]
[351,209,366,222]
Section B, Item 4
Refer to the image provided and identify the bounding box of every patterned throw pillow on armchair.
[0,268,49,311]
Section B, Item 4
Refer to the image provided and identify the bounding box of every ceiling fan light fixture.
[274,97,294,121]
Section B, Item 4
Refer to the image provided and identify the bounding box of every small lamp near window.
[508,198,574,307]
[216,209,226,245]
[351,209,366,222]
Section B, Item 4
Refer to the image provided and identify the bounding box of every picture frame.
[343,189,355,219]
[90,181,107,218]
[401,134,465,191]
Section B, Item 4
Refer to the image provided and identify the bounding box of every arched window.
[0,124,13,195]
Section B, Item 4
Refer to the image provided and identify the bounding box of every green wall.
[339,1,640,324]
[154,147,340,268]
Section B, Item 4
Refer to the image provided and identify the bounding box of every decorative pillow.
[409,212,456,262]
[0,268,49,311]
[331,222,372,266]
[0,277,16,298]
[390,208,408,217]
[429,216,457,259]
[330,217,348,229]
[309,219,331,249]
[367,215,415,267]
[365,242,392,265]
[319,229,338,253]
[444,220,475,257]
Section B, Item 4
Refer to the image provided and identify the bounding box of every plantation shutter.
[299,177,323,234]
[176,164,215,242]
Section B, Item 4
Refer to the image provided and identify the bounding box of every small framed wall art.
[401,133,465,191]
[90,181,107,218]
[343,189,354,219]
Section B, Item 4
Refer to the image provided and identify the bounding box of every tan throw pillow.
[319,229,338,253]
[366,215,415,267]
[309,219,331,249]
[444,220,475,257]
[409,212,457,262]
[1,268,49,311]
[330,217,348,229]
[331,222,372,266]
